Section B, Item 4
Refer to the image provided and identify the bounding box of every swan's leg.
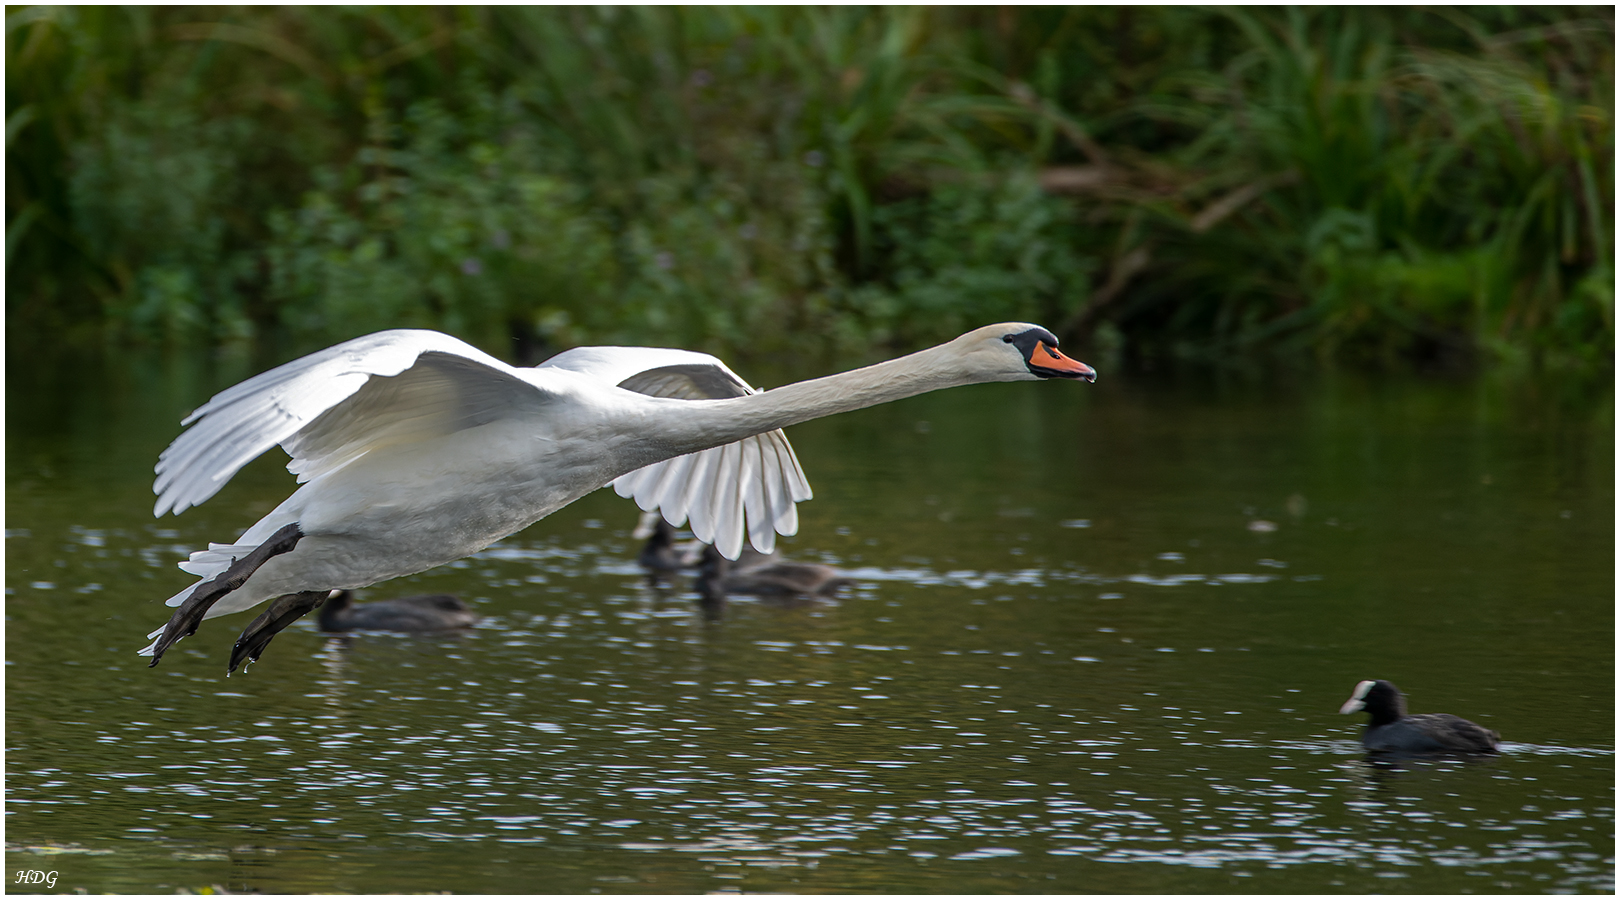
[229,590,329,674]
[147,523,304,667]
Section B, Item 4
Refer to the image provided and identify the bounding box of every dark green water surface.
[5,348,1614,893]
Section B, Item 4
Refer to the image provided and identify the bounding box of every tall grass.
[1109,7,1615,366]
[6,6,1611,368]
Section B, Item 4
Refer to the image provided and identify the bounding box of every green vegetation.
[6,7,1612,368]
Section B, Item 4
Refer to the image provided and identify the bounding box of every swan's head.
[956,323,1097,383]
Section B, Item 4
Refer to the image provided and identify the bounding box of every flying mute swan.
[141,323,1095,671]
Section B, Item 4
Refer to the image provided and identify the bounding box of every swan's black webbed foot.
[148,523,304,668]
[230,590,329,674]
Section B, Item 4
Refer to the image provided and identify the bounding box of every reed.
[6,6,1610,368]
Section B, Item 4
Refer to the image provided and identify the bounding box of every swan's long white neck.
[623,337,1013,467]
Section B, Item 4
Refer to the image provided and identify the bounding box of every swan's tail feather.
[142,520,306,656]
[176,543,257,583]
[140,522,307,668]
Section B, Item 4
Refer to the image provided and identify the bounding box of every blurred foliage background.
[6,6,1613,369]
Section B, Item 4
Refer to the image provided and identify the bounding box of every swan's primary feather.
[540,346,811,556]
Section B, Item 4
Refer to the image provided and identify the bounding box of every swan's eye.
[1002,334,1015,343]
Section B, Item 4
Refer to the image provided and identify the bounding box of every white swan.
[141,323,1095,671]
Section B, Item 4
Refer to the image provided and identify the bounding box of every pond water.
[5,345,1614,894]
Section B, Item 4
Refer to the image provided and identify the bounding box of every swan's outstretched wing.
[541,347,812,558]
[154,330,542,516]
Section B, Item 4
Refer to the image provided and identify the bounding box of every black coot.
[633,512,711,584]
[693,544,850,618]
[1339,679,1499,755]
[318,590,479,633]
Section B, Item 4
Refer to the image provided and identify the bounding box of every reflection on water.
[5,349,1613,893]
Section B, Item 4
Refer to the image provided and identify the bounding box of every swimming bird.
[633,510,704,582]
[634,509,776,582]
[695,542,850,603]
[1339,679,1500,755]
[140,323,1095,671]
[317,590,479,633]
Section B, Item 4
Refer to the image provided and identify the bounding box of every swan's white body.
[141,323,1094,659]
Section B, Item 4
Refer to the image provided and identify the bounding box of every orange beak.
[1029,342,1097,382]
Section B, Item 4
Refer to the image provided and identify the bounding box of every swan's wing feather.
[282,351,554,484]
[742,437,769,553]
[540,346,753,398]
[615,421,811,558]
[153,330,531,516]
[553,346,812,558]
[712,441,745,559]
